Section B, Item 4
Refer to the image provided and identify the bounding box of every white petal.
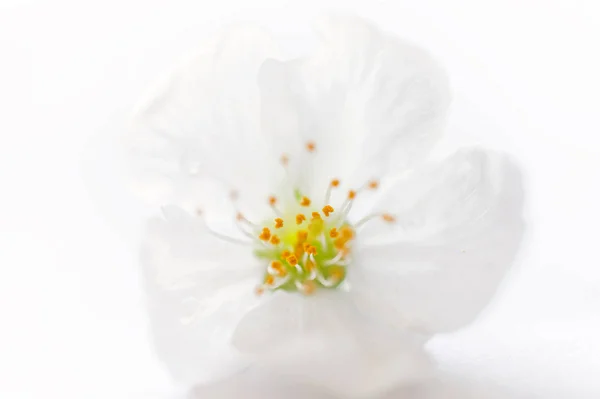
[258,15,450,199]
[142,206,262,384]
[351,149,525,333]
[232,292,431,397]
[127,25,282,217]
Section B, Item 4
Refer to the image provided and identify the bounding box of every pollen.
[297,230,308,242]
[269,235,281,245]
[340,226,354,240]
[268,196,277,206]
[330,179,340,187]
[271,260,286,276]
[322,205,334,217]
[286,255,298,266]
[281,250,291,258]
[265,275,275,286]
[300,196,311,206]
[382,213,396,222]
[348,190,357,199]
[274,218,284,228]
[306,141,316,152]
[311,212,322,220]
[259,227,271,241]
[329,227,339,238]
[368,180,379,190]
[296,214,306,224]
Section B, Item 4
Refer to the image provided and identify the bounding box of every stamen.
[306,141,316,153]
[269,261,287,277]
[196,208,252,246]
[280,154,289,166]
[268,195,283,216]
[297,280,317,295]
[322,205,334,217]
[265,275,275,286]
[382,213,396,222]
[274,218,284,229]
[329,227,339,238]
[324,178,340,205]
[324,250,345,266]
[368,180,379,190]
[269,235,281,245]
[354,213,397,229]
[286,254,298,266]
[311,212,322,220]
[296,214,306,225]
[300,196,311,207]
[297,230,308,243]
[259,227,271,241]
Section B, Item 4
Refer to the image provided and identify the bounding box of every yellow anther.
[280,154,289,166]
[271,260,286,276]
[297,230,308,243]
[340,226,354,240]
[329,228,339,238]
[296,214,306,225]
[300,196,311,206]
[308,246,317,255]
[259,227,271,241]
[265,275,275,286]
[348,190,357,199]
[311,212,322,220]
[322,205,334,217]
[281,250,291,259]
[334,237,347,249]
[287,255,298,266]
[274,218,284,229]
[382,214,396,222]
[269,235,281,245]
[303,242,312,252]
[330,179,340,187]
[268,196,277,206]
[368,180,379,190]
[306,141,316,152]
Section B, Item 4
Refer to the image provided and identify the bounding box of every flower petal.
[232,292,431,397]
[142,206,261,383]
[127,24,283,217]
[258,15,450,198]
[351,149,525,333]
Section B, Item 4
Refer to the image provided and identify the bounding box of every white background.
[2,0,600,398]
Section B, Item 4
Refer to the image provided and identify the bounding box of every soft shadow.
[188,369,531,399]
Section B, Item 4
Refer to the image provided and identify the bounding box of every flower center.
[253,196,355,296]
[197,141,396,297]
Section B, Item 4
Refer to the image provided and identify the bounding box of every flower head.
[129,15,524,397]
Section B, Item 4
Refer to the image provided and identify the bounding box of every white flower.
[128,16,524,398]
